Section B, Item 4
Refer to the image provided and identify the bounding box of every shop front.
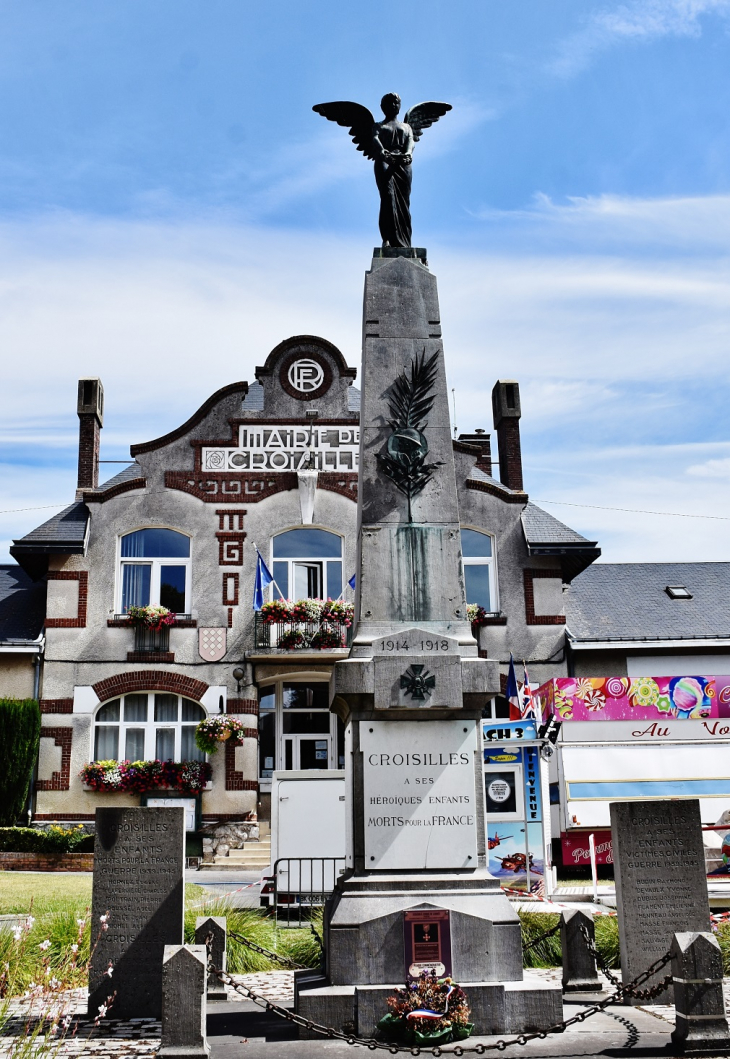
[483,717,552,896]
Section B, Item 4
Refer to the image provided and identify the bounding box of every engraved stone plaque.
[361,720,477,869]
[611,799,710,1003]
[88,807,185,1018]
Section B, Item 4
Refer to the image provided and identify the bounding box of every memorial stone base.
[295,870,561,1035]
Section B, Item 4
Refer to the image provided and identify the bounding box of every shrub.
[0,699,41,826]
[0,826,93,855]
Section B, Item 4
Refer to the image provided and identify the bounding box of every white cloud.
[1,198,730,565]
[550,0,730,77]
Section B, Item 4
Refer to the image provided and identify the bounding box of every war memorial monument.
[295,94,562,1036]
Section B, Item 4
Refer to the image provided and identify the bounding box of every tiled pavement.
[2,970,730,1058]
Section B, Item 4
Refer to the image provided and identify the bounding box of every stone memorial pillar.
[296,248,562,1037]
[611,799,710,1004]
[560,909,602,992]
[88,806,185,1019]
[195,916,228,1002]
[671,932,730,1054]
[159,944,210,1059]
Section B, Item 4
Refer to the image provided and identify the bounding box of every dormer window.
[665,585,692,600]
[118,528,191,614]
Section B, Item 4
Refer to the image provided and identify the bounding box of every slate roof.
[241,382,264,411]
[522,502,595,547]
[347,386,361,413]
[467,466,524,495]
[10,502,89,580]
[0,565,46,643]
[565,562,730,642]
[520,503,600,582]
[97,463,141,491]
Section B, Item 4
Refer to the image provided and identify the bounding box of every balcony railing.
[254,614,353,652]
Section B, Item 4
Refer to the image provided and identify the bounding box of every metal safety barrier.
[272,857,346,927]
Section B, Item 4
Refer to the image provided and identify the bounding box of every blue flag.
[505,653,520,720]
[253,550,274,611]
[348,573,356,590]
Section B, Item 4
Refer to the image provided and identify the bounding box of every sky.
[2,0,730,564]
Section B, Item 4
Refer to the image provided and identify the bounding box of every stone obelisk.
[295,248,561,1037]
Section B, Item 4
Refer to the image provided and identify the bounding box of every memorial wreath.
[378,972,473,1046]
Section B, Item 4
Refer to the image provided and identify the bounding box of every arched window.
[271,529,343,600]
[93,694,206,762]
[461,528,497,612]
[118,528,191,613]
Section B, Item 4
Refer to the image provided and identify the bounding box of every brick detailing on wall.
[165,471,297,503]
[226,698,259,715]
[33,814,97,820]
[227,608,233,628]
[36,727,73,791]
[84,477,147,503]
[39,699,74,714]
[222,573,239,606]
[126,651,175,663]
[0,852,94,872]
[465,478,528,504]
[216,510,246,531]
[216,532,246,566]
[523,569,567,626]
[225,735,258,792]
[318,473,358,501]
[77,414,100,491]
[45,571,88,628]
[201,814,257,823]
[479,614,508,626]
[92,671,209,704]
[496,418,524,492]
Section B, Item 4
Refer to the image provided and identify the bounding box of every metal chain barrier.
[521,921,561,953]
[205,939,675,1056]
[226,928,308,970]
[578,922,621,987]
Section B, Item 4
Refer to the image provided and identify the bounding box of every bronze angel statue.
[313,93,452,249]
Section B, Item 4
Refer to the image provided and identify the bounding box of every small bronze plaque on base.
[404,909,452,977]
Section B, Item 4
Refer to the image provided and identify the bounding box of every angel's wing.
[403,101,452,142]
[312,101,377,160]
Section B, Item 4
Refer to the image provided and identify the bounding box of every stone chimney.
[76,378,104,494]
[492,380,523,492]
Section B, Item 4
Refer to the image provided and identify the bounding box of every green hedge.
[0,826,94,855]
[0,698,41,826]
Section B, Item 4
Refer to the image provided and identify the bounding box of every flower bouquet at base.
[378,971,473,1046]
[124,605,176,630]
[194,716,246,754]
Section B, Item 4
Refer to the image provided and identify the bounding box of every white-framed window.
[118,528,191,614]
[271,528,343,600]
[461,527,497,612]
[257,680,344,782]
[93,693,206,762]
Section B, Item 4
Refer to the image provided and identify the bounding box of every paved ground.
[6,970,727,1059]
[188,869,266,909]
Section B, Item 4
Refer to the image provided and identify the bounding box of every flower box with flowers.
[80,759,212,795]
[255,599,354,651]
[194,716,246,755]
[124,605,177,631]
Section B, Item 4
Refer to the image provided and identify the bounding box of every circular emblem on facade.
[288,358,324,393]
[279,350,333,401]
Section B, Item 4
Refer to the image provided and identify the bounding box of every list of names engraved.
[88,807,185,1019]
[611,799,710,1003]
